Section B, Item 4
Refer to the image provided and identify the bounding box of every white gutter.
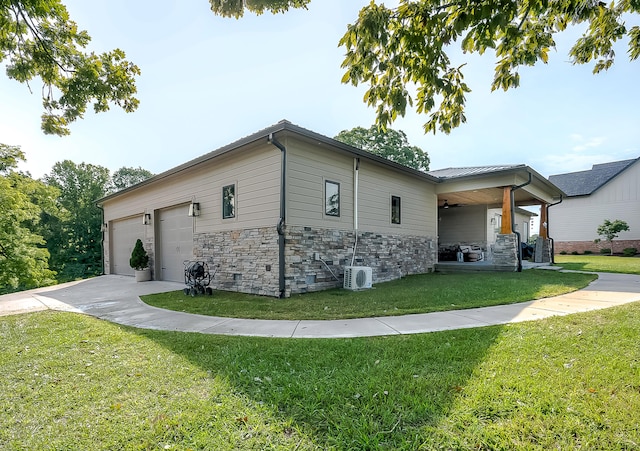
[351,158,360,267]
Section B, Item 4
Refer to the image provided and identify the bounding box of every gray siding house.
[549,157,640,254]
[98,120,564,297]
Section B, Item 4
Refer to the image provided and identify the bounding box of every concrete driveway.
[1,272,639,338]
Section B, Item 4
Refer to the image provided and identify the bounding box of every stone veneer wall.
[554,239,640,255]
[492,233,519,270]
[534,236,552,263]
[194,227,280,297]
[284,226,437,296]
[192,226,437,298]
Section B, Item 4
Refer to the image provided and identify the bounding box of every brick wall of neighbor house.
[492,234,519,270]
[194,227,281,297]
[554,239,640,255]
[284,226,437,296]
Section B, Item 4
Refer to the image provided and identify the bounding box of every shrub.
[571,251,579,255]
[559,251,567,255]
[600,248,612,255]
[583,250,593,255]
[129,239,149,270]
[622,247,638,257]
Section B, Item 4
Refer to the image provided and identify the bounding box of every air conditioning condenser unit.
[343,266,373,290]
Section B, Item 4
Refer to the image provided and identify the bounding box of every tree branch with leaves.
[1,0,141,135]
[339,0,640,134]
[206,0,639,134]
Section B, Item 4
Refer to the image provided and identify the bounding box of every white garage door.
[158,205,194,282]
[111,216,145,276]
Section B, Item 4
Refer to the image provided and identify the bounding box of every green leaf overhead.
[205,0,638,134]
[1,0,141,135]
[336,0,640,134]
[208,0,311,18]
[4,0,638,136]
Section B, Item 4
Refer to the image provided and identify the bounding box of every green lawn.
[2,306,639,450]
[141,270,597,320]
[555,254,640,274]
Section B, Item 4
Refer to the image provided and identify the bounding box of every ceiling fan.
[439,199,463,209]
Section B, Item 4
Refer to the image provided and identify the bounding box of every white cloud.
[570,134,606,152]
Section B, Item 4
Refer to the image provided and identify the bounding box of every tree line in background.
[0,144,153,294]
[334,125,430,171]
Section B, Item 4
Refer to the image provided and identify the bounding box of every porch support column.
[500,187,512,234]
[539,203,548,239]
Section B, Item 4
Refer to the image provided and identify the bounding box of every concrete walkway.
[1,271,639,338]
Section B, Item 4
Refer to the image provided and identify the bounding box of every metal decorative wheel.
[183,261,216,296]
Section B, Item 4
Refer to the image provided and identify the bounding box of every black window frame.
[391,195,401,224]
[325,180,341,217]
[222,183,236,219]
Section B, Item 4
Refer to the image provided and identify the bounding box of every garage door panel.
[111,216,145,276]
[159,205,194,282]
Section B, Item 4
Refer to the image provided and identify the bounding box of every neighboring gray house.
[98,120,564,297]
[549,157,640,254]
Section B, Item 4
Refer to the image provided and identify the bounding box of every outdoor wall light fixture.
[443,200,449,209]
[188,202,200,217]
[101,223,108,232]
[142,213,151,225]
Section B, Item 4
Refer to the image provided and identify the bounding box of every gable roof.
[549,157,639,196]
[97,120,563,205]
[98,119,440,203]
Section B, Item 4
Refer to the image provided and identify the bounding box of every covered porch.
[429,165,564,272]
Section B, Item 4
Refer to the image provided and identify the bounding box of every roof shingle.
[549,158,639,196]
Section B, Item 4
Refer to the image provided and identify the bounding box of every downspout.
[511,172,532,272]
[546,196,563,264]
[268,133,287,298]
[351,158,360,266]
[97,203,106,275]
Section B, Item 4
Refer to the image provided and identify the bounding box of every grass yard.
[2,305,639,450]
[140,271,597,320]
[555,254,640,275]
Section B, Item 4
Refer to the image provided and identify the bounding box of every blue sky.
[2,0,638,180]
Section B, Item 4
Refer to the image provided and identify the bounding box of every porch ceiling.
[433,165,564,207]
[437,187,544,208]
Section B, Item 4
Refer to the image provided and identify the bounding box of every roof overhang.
[96,120,565,208]
[97,120,440,204]
[435,165,565,207]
